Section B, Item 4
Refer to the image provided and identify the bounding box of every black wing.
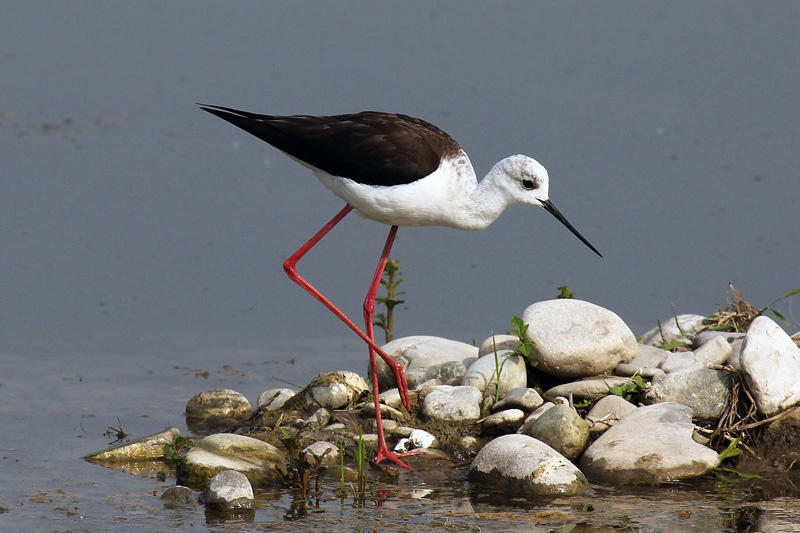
[199,104,461,186]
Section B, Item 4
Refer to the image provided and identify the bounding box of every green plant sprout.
[507,316,537,366]
[609,375,645,402]
[163,433,191,466]
[556,285,575,299]
[490,335,512,405]
[373,258,405,343]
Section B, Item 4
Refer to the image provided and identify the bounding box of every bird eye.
[522,179,536,190]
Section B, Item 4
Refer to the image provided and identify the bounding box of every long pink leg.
[282,205,412,413]
[363,226,420,469]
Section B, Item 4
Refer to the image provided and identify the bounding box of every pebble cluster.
[85,298,800,508]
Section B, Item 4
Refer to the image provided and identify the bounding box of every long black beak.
[542,199,602,257]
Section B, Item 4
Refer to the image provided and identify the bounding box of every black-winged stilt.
[199,105,602,469]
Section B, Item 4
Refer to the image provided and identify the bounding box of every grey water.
[2,2,799,530]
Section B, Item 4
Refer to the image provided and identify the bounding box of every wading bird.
[200,105,602,469]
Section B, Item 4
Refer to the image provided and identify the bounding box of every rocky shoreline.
[86,297,800,514]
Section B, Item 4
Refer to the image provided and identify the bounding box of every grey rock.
[693,335,732,365]
[379,388,403,409]
[516,402,555,435]
[660,352,704,373]
[186,389,251,420]
[421,385,482,422]
[522,299,636,377]
[586,395,637,433]
[630,344,670,368]
[520,403,589,460]
[406,360,469,388]
[579,402,719,483]
[201,470,254,510]
[740,316,800,416]
[640,314,705,347]
[482,409,525,436]
[543,376,633,401]
[695,331,746,370]
[614,363,665,380]
[643,367,731,423]
[492,387,544,412]
[469,434,588,497]
[257,388,296,410]
[376,336,479,391]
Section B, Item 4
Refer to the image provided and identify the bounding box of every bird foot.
[375,443,423,470]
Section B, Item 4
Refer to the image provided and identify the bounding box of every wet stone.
[85,428,180,462]
[179,434,286,486]
[161,485,201,509]
[186,389,251,420]
[201,470,254,511]
[469,434,588,497]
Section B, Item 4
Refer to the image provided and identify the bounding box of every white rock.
[461,351,527,399]
[579,402,719,483]
[492,387,544,412]
[304,371,368,410]
[409,429,439,449]
[376,336,479,391]
[740,316,800,416]
[257,388,296,410]
[478,334,520,356]
[482,409,525,436]
[468,434,588,497]
[695,331,746,370]
[202,470,254,510]
[640,314,706,347]
[421,385,482,422]
[522,300,636,377]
